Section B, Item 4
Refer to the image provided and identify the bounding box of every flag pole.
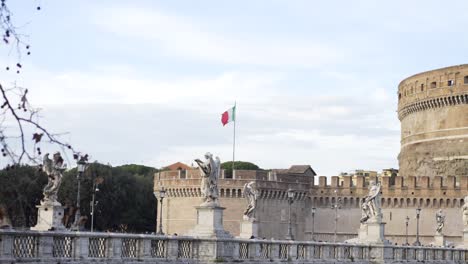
[232,102,236,177]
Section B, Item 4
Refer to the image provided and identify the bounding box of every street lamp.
[405,216,410,245]
[285,189,295,240]
[154,187,166,235]
[71,157,88,231]
[331,190,342,243]
[414,208,421,246]
[311,207,316,241]
[90,181,100,232]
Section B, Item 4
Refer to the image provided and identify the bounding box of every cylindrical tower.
[397,64,468,178]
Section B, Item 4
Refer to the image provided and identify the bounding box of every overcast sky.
[0,0,467,175]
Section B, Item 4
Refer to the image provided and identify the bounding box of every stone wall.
[155,170,467,244]
[397,64,468,178]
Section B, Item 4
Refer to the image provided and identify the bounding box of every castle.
[154,65,468,245]
[398,64,468,178]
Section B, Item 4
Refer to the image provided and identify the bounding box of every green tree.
[58,163,157,233]
[0,166,47,227]
[221,161,260,178]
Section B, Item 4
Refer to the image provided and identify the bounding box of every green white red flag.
[221,105,236,126]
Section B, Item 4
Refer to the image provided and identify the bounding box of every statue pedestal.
[463,230,468,248]
[186,205,232,238]
[238,219,258,239]
[31,203,66,231]
[347,221,387,245]
[433,233,446,247]
[359,221,386,244]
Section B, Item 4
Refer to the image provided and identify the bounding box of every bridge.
[0,230,466,263]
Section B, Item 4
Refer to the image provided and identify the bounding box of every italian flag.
[221,105,236,126]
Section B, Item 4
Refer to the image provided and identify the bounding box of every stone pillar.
[31,203,66,231]
[463,230,468,249]
[355,221,387,245]
[238,220,258,239]
[37,235,53,260]
[0,231,14,262]
[185,205,232,239]
[166,239,178,260]
[369,245,393,264]
[140,238,151,259]
[197,240,216,261]
[109,236,122,260]
[74,235,90,259]
[433,234,446,247]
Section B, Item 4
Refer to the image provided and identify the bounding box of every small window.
[464,76,468,84]
[420,84,424,91]
[430,82,437,88]
[399,93,402,100]
[448,80,454,86]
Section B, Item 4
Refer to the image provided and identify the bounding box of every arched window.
[420,84,424,91]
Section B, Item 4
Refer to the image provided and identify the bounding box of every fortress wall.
[156,171,466,243]
[397,65,468,178]
[160,193,309,240]
[309,207,463,245]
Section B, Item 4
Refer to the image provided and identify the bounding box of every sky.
[0,0,467,176]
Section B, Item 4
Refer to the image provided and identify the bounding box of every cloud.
[93,6,344,67]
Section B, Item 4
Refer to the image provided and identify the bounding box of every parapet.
[397,64,468,120]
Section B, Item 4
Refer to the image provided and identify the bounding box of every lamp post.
[71,158,87,231]
[331,190,342,243]
[285,189,295,240]
[414,208,421,246]
[90,181,100,232]
[154,187,166,235]
[311,207,316,241]
[405,216,410,245]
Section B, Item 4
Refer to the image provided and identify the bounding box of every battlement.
[155,170,467,202]
[156,167,314,184]
[398,64,468,113]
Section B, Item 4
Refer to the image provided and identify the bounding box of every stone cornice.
[398,93,468,120]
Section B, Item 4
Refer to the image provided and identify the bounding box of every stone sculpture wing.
[42,153,53,176]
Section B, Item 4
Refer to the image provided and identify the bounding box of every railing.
[0,230,467,263]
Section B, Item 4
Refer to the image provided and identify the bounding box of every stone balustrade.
[0,230,467,263]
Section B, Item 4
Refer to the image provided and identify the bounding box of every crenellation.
[331,176,339,187]
[461,176,468,190]
[394,177,403,188]
[445,176,456,189]
[419,176,429,188]
[319,176,327,187]
[432,176,442,188]
[406,176,416,189]
[342,176,352,188]
[381,177,391,189]
[355,176,365,188]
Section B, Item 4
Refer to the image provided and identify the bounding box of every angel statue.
[435,209,445,235]
[42,152,67,205]
[462,196,468,230]
[360,181,381,223]
[243,181,258,221]
[194,153,221,206]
